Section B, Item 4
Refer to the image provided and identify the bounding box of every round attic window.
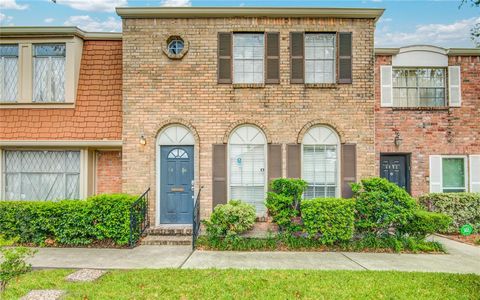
[163,35,188,59]
[168,39,184,55]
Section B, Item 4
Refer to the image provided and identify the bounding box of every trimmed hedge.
[0,194,138,246]
[301,198,355,244]
[352,178,417,236]
[203,200,256,240]
[418,193,480,233]
[400,210,452,238]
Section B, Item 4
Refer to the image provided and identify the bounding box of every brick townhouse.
[0,7,478,229]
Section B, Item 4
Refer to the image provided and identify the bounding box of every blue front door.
[160,146,194,224]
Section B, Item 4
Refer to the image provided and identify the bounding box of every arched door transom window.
[302,125,340,199]
[228,125,267,215]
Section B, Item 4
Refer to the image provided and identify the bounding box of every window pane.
[33,53,65,102]
[34,44,66,57]
[392,68,446,107]
[304,33,336,84]
[233,33,264,84]
[3,150,80,201]
[0,45,18,102]
[442,158,465,192]
[303,144,338,199]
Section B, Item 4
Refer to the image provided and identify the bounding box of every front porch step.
[141,235,192,246]
[147,225,192,236]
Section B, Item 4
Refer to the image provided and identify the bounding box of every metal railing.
[192,186,204,250]
[129,188,150,248]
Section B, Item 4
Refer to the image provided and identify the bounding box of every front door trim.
[380,153,411,194]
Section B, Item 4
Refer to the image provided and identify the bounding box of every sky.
[0,0,479,48]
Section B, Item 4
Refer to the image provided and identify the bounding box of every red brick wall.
[0,40,122,140]
[375,55,480,197]
[96,151,122,194]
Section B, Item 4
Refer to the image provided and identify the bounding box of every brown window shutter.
[338,32,352,84]
[218,32,232,83]
[212,144,227,208]
[287,144,301,178]
[341,144,356,198]
[268,144,282,185]
[290,32,304,84]
[265,32,280,84]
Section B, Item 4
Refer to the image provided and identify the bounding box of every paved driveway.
[28,235,480,274]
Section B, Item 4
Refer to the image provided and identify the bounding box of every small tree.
[0,237,36,293]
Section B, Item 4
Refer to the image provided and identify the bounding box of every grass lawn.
[2,269,479,299]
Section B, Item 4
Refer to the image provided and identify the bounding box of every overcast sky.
[1,0,479,48]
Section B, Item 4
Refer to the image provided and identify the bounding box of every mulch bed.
[14,239,129,249]
[438,233,480,246]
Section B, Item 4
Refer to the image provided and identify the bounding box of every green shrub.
[418,193,480,233]
[0,236,36,292]
[0,194,138,246]
[301,198,355,244]
[352,177,417,236]
[203,200,256,240]
[400,210,452,237]
[265,178,307,232]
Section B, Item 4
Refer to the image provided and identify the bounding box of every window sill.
[232,83,265,89]
[0,102,75,109]
[304,83,338,89]
[390,106,450,111]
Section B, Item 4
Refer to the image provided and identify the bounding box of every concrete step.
[141,235,192,246]
[147,226,193,236]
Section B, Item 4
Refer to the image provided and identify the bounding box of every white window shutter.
[448,66,461,107]
[470,155,480,192]
[380,65,393,107]
[429,155,443,193]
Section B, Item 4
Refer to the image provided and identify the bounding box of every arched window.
[302,125,340,199]
[228,125,267,215]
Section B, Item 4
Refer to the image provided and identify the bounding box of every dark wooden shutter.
[268,144,282,186]
[212,144,227,208]
[341,144,356,198]
[265,32,280,84]
[287,144,301,178]
[290,32,304,84]
[338,32,352,84]
[218,32,232,83]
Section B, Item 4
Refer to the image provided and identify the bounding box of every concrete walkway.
[28,236,480,274]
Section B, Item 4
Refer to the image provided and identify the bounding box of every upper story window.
[233,33,265,84]
[392,68,446,107]
[305,34,336,84]
[0,44,19,102]
[33,44,66,103]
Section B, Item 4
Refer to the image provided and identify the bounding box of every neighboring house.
[375,46,480,197]
[0,7,478,229]
[0,28,123,200]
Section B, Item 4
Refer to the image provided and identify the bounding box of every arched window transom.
[167,148,189,159]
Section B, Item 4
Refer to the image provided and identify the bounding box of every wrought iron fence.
[192,186,204,250]
[129,188,150,248]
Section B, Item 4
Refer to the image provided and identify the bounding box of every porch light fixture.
[394,131,402,147]
[139,135,147,145]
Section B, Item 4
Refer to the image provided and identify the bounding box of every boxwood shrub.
[301,198,355,244]
[400,210,452,238]
[418,193,480,233]
[203,200,256,240]
[0,194,138,246]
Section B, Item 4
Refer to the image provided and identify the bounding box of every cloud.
[55,0,126,12]
[64,15,121,32]
[376,17,480,47]
[44,18,55,23]
[0,0,28,10]
[0,13,14,26]
[160,0,192,7]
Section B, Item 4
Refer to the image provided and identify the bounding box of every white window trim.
[301,126,341,198]
[440,155,469,193]
[0,37,83,108]
[232,33,265,84]
[227,125,268,216]
[0,148,89,201]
